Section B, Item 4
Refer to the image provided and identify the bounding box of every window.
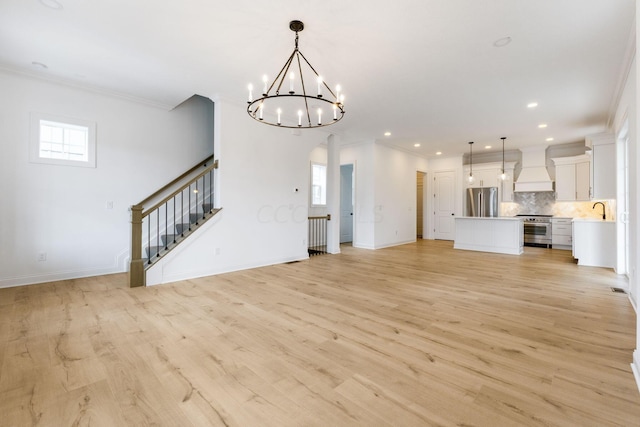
[311,163,326,206]
[30,113,96,167]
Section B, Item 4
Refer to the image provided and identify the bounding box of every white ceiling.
[0,0,634,157]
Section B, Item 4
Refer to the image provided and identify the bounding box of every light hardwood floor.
[1,240,639,426]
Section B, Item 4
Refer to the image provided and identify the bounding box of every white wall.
[146,99,327,285]
[339,141,429,249]
[308,145,328,217]
[632,10,640,389]
[373,144,429,248]
[0,71,213,287]
[340,141,375,249]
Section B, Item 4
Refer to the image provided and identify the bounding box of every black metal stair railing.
[129,156,220,287]
[308,214,330,256]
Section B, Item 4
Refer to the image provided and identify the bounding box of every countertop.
[456,216,523,221]
[572,218,615,223]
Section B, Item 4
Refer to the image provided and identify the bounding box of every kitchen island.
[454,216,524,255]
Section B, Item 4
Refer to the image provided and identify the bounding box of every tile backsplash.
[500,192,615,219]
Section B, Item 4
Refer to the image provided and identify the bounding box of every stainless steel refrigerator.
[466,187,498,217]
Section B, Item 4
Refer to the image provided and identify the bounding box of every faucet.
[592,202,606,220]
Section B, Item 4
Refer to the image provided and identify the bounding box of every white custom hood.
[514,146,554,192]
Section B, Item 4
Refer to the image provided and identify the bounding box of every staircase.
[129,156,221,287]
[144,202,220,261]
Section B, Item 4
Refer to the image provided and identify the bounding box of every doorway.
[340,164,354,243]
[616,120,630,286]
[416,172,426,239]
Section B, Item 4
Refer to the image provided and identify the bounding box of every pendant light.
[499,137,508,181]
[467,141,475,184]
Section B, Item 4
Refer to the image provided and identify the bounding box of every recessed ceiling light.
[546,137,554,142]
[538,123,548,129]
[436,151,442,156]
[493,36,512,48]
[527,102,538,108]
[384,132,391,137]
[31,61,48,69]
[485,145,492,149]
[39,0,63,9]
[413,143,421,147]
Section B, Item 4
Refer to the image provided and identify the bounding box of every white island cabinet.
[454,217,524,255]
[572,219,616,268]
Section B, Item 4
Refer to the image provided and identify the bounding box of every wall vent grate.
[611,287,626,293]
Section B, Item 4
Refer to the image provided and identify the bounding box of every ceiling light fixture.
[499,137,508,181]
[31,61,48,69]
[493,36,512,48]
[467,141,475,184]
[247,20,345,129]
[436,151,442,156]
[384,132,391,137]
[39,0,63,9]
[546,137,554,142]
[485,145,492,149]
[527,102,538,108]
[538,123,548,128]
[414,143,421,147]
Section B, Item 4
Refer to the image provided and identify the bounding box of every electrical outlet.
[37,252,46,261]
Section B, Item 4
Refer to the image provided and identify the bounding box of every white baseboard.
[0,266,125,289]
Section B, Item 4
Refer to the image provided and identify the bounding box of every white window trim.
[29,112,97,168]
[310,162,327,207]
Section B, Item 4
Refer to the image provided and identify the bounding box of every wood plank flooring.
[1,240,639,426]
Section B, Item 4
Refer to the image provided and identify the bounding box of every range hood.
[514,146,554,192]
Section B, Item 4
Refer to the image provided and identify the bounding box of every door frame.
[340,163,355,244]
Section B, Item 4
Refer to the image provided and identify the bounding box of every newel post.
[129,204,145,287]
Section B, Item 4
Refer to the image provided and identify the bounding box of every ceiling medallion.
[247,20,345,129]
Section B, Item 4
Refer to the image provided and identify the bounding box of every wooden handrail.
[308,214,331,220]
[139,159,218,218]
[134,155,214,209]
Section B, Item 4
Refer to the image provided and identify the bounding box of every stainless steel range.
[516,214,552,248]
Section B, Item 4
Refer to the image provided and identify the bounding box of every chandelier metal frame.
[247,20,345,129]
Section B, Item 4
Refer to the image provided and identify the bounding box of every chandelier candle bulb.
[259,103,264,120]
[336,85,341,102]
[317,108,322,125]
[333,104,337,120]
[289,72,295,94]
[277,108,282,125]
[248,84,253,103]
[262,75,268,95]
[317,76,323,97]
[298,110,302,127]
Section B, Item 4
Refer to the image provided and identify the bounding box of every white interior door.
[340,164,354,243]
[433,171,456,240]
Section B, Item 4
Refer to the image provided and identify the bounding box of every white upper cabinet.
[586,134,615,200]
[464,161,516,203]
[552,155,591,201]
[463,162,501,189]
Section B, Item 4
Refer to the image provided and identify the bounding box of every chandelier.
[247,20,345,129]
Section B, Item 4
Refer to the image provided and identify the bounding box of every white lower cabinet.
[572,219,616,268]
[551,218,572,250]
